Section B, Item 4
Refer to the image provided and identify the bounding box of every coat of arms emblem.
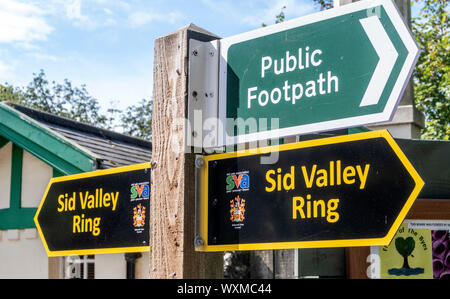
[230,195,246,223]
[133,203,146,228]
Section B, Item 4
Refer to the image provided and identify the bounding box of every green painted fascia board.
[0,102,95,174]
[0,135,8,149]
[10,144,22,210]
[0,208,37,230]
[53,168,64,178]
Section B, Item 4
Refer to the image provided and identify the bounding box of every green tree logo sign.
[388,236,425,276]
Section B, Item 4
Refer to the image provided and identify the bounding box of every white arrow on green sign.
[217,0,419,146]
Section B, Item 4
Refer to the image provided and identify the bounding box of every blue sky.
[0,0,422,112]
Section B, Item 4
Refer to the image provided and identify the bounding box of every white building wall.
[0,142,12,210]
[0,229,48,278]
[94,252,149,279]
[95,253,126,279]
[21,150,53,208]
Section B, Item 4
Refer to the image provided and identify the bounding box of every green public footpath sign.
[218,0,419,146]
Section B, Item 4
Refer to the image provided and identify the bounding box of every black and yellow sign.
[196,130,424,252]
[34,163,150,257]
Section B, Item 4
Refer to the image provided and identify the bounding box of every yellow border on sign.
[34,162,151,257]
[197,130,424,252]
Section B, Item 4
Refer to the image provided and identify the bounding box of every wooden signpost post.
[150,25,223,279]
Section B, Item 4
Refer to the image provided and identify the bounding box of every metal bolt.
[212,198,218,206]
[194,235,204,247]
[209,51,214,57]
[195,157,204,168]
[192,49,198,56]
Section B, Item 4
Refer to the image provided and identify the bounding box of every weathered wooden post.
[150,24,223,279]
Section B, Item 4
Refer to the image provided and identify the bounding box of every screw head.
[194,235,204,247]
[195,157,204,168]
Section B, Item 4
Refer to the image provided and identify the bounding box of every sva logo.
[131,183,150,199]
[226,172,250,192]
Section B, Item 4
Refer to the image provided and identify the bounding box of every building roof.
[3,102,151,170]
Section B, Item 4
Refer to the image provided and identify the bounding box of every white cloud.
[0,0,54,44]
[63,0,113,30]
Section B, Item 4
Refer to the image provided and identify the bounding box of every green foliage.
[262,6,287,27]
[412,0,449,140]
[0,70,151,140]
[314,0,333,10]
[0,70,118,130]
[275,6,287,24]
[0,83,24,104]
[120,98,152,141]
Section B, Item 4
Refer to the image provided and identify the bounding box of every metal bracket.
[188,39,219,150]
[194,155,205,250]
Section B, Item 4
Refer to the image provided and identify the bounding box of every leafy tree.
[0,69,153,140]
[314,0,333,10]
[262,6,287,27]
[275,6,287,24]
[0,83,25,104]
[412,0,449,140]
[0,70,120,130]
[120,97,152,141]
